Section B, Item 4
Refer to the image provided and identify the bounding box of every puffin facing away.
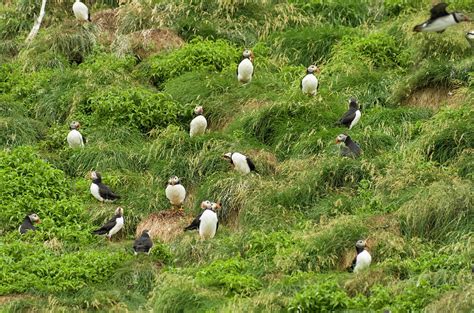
[189,106,207,137]
[413,3,470,33]
[466,31,474,47]
[133,230,153,255]
[199,202,221,240]
[301,65,320,96]
[223,152,257,175]
[337,98,361,130]
[336,134,362,158]
[72,0,91,22]
[184,200,212,231]
[349,240,372,273]
[237,50,254,84]
[90,171,121,202]
[165,176,186,207]
[19,213,41,234]
[92,207,124,240]
[67,121,85,148]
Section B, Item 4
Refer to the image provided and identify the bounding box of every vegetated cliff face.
[0,0,472,311]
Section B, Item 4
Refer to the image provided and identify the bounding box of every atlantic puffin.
[301,65,320,96]
[198,202,221,240]
[67,121,85,148]
[237,50,254,84]
[189,106,207,137]
[337,98,361,130]
[165,176,186,207]
[413,3,470,33]
[92,207,124,240]
[90,171,121,202]
[223,152,257,175]
[19,213,41,234]
[184,200,213,231]
[133,229,153,255]
[348,240,372,273]
[466,31,474,47]
[336,134,362,158]
[72,0,91,22]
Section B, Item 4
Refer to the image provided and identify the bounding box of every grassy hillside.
[1,0,473,311]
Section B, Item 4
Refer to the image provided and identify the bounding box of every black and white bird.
[72,0,91,22]
[237,50,254,83]
[189,106,207,137]
[413,3,470,33]
[337,98,361,130]
[133,230,153,255]
[199,201,220,240]
[301,65,320,96]
[184,200,213,231]
[90,171,121,202]
[466,30,474,47]
[92,207,124,240]
[67,121,85,148]
[165,176,186,207]
[223,152,257,175]
[19,213,41,234]
[349,240,372,273]
[336,134,362,158]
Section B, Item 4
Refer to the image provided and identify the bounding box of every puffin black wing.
[339,109,357,127]
[98,183,120,201]
[133,235,153,253]
[184,211,203,231]
[19,218,35,234]
[246,157,257,172]
[429,3,449,20]
[82,135,87,145]
[348,255,357,273]
[92,216,117,235]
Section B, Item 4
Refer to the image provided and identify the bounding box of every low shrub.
[288,280,350,312]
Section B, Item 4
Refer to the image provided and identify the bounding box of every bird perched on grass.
[133,230,153,255]
[90,171,121,202]
[19,213,41,234]
[336,98,361,130]
[413,3,470,33]
[184,200,213,231]
[92,207,124,240]
[348,240,372,273]
[185,201,221,240]
[223,152,257,175]
[189,106,207,137]
[466,30,474,47]
[165,176,186,208]
[237,49,254,84]
[72,0,91,22]
[301,65,320,96]
[336,134,362,158]
[67,121,85,148]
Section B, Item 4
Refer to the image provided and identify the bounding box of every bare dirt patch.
[136,209,190,243]
[128,28,184,59]
[403,87,467,109]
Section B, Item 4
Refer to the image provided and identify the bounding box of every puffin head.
[194,106,204,116]
[355,240,367,249]
[70,121,80,130]
[306,65,320,74]
[242,49,254,62]
[223,152,232,162]
[210,201,222,212]
[349,97,358,109]
[200,200,212,210]
[168,176,180,186]
[335,134,348,144]
[90,171,101,180]
[28,213,41,224]
[454,12,471,22]
[466,30,474,40]
[115,207,124,216]
[141,229,150,237]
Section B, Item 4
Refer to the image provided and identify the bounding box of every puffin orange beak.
[216,202,222,209]
[36,219,41,224]
[335,139,340,144]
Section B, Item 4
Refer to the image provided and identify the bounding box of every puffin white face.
[168,176,180,185]
[454,12,471,22]
[28,213,41,224]
[336,134,347,144]
[210,202,222,211]
[223,152,232,162]
[200,200,212,209]
[356,240,366,249]
[115,207,123,216]
[91,171,99,180]
[70,121,80,130]
[307,65,319,74]
[194,106,204,115]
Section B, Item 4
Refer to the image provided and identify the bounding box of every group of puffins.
[18,1,473,268]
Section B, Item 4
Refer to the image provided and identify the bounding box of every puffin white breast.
[238,59,254,83]
[190,115,207,137]
[354,250,372,273]
[67,129,84,148]
[199,209,218,239]
[72,1,89,21]
[232,153,251,175]
[349,110,361,130]
[90,183,104,202]
[166,184,186,205]
[108,216,124,238]
[302,74,319,95]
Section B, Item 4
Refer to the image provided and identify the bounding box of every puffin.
[413,3,470,33]
[199,202,221,240]
[336,134,362,158]
[223,152,257,175]
[189,106,207,137]
[92,207,124,240]
[67,121,85,148]
[133,229,153,255]
[348,240,372,273]
[72,0,91,22]
[337,98,361,130]
[90,171,121,202]
[466,31,474,47]
[19,213,41,234]
[301,65,320,96]
[165,176,186,208]
[184,200,213,231]
[237,50,254,84]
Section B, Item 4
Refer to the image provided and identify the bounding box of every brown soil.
[403,87,467,109]
[129,28,184,59]
[136,209,190,243]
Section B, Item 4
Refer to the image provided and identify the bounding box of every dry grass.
[403,87,468,109]
[127,28,184,60]
[93,8,119,44]
[136,209,189,243]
